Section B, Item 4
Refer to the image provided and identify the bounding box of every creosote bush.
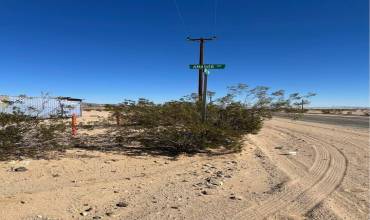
[114,100,260,152]
[0,98,69,160]
[0,85,315,160]
[0,111,31,149]
[110,84,313,153]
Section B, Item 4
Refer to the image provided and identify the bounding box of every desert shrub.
[33,119,67,148]
[110,84,309,153]
[79,123,95,130]
[333,109,341,114]
[114,100,263,152]
[0,111,31,149]
[105,104,125,125]
[0,98,69,160]
[321,109,331,114]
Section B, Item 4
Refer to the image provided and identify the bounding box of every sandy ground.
[0,112,368,220]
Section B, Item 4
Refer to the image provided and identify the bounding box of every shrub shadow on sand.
[0,131,238,162]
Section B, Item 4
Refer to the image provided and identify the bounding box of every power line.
[173,0,189,36]
[173,0,219,37]
[213,0,218,36]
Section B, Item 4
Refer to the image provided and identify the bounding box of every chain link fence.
[0,95,82,118]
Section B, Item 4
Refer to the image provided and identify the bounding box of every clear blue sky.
[0,0,368,107]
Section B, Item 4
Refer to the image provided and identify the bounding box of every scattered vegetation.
[0,84,315,160]
[321,109,331,114]
[0,95,69,160]
[108,84,312,153]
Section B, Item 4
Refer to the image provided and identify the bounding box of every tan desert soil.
[0,113,368,220]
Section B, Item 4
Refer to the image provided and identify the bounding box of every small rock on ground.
[106,212,119,217]
[116,201,128,208]
[230,195,243,200]
[13,167,28,172]
[80,211,88,216]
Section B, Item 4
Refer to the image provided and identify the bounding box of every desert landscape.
[1,1,368,219]
[0,110,368,220]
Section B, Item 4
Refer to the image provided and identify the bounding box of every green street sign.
[189,64,225,69]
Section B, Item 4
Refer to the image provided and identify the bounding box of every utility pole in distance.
[187,36,216,101]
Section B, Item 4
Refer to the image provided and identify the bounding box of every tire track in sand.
[274,126,347,217]
[232,124,347,220]
[273,125,366,220]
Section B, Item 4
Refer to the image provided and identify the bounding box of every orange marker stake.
[71,113,77,136]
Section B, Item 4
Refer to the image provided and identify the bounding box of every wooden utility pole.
[187,37,216,101]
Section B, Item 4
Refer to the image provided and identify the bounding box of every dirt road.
[274,113,369,129]
[234,118,369,220]
[0,116,368,219]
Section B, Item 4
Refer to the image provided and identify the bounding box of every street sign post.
[189,64,225,123]
[189,64,225,69]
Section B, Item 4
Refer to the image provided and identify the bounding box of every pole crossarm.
[187,36,216,41]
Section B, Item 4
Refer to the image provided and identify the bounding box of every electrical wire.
[213,0,218,36]
[173,0,219,37]
[173,0,190,37]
